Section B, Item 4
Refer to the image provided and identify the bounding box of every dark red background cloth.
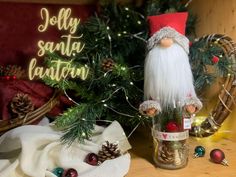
[0,2,95,67]
[0,2,95,120]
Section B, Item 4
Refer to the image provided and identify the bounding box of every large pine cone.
[101,58,115,71]
[158,143,174,164]
[10,93,34,119]
[98,141,121,163]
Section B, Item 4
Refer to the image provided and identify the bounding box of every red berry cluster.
[0,65,18,80]
[0,75,17,80]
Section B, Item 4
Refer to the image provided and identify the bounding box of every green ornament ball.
[194,146,205,158]
[53,167,64,177]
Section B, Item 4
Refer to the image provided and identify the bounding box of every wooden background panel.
[189,0,236,40]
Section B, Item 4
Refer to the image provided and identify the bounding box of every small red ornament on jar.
[166,121,179,132]
[212,56,219,64]
[210,149,228,166]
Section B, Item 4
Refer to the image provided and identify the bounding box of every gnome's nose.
[160,38,174,48]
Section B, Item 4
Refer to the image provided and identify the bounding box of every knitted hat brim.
[147,27,189,54]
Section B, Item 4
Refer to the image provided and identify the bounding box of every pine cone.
[10,93,34,119]
[98,141,121,163]
[158,143,174,164]
[101,58,115,71]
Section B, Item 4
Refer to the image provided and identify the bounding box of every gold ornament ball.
[160,38,174,48]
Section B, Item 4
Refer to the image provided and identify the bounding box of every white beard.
[144,43,197,109]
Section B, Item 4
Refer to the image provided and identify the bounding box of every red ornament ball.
[85,153,99,166]
[212,56,219,64]
[12,75,17,80]
[63,168,78,177]
[5,76,10,80]
[166,121,179,132]
[210,149,228,165]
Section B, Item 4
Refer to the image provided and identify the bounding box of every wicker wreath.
[190,34,236,137]
[0,90,60,135]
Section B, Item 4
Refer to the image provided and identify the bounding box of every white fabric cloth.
[0,121,131,177]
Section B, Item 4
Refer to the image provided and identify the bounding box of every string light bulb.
[192,116,205,126]
[104,72,108,77]
[121,67,126,70]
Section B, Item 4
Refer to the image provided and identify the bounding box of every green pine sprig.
[190,39,230,91]
[54,103,104,144]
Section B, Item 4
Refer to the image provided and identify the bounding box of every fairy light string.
[62,79,80,106]
[62,77,142,139]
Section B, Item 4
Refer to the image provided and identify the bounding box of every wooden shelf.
[127,128,236,177]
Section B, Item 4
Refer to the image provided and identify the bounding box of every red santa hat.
[147,12,189,53]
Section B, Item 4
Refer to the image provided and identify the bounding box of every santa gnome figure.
[139,12,202,117]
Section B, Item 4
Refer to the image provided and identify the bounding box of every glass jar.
[152,108,189,169]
